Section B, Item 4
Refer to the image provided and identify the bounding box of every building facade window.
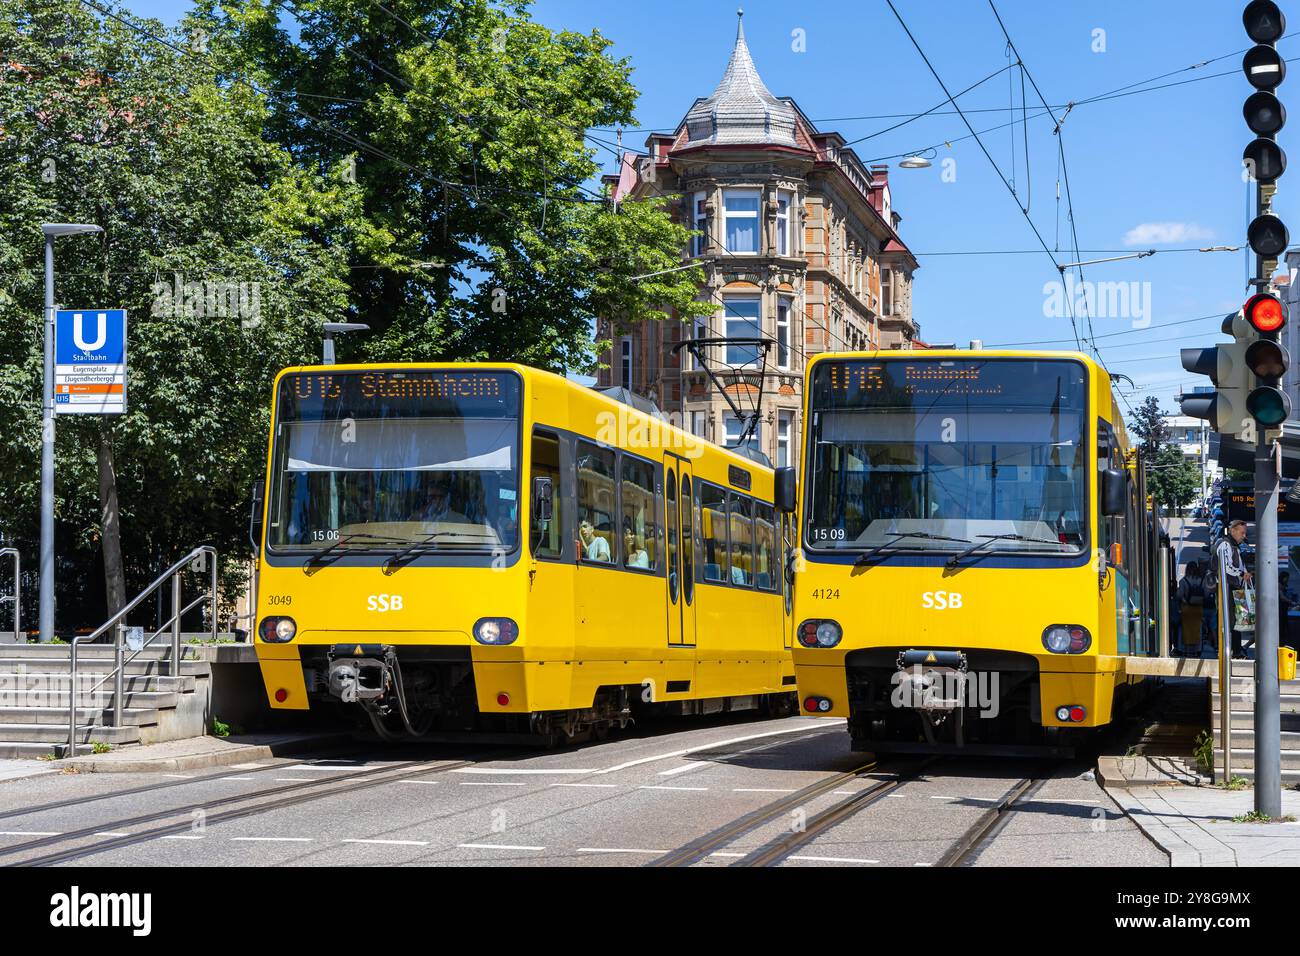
[776,297,791,370]
[723,296,761,366]
[691,191,708,257]
[620,337,633,391]
[691,410,708,437]
[723,188,761,253]
[777,410,793,468]
[776,190,792,256]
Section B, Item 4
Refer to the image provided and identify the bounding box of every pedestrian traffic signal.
[1243,292,1290,427]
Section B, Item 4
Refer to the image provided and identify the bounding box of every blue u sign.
[55,309,126,365]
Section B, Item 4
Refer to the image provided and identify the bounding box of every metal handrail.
[68,546,217,755]
[1217,542,1233,783]
[0,549,18,642]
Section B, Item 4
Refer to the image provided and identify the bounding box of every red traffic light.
[1245,293,1286,333]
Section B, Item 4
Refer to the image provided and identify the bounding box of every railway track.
[656,757,1059,868]
[0,754,490,867]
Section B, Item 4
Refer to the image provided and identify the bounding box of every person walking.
[1215,520,1253,659]
[1176,561,1205,656]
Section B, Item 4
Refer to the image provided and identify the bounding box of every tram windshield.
[266,369,521,553]
[805,358,1089,557]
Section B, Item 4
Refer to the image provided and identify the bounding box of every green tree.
[1147,445,1202,513]
[191,0,710,370]
[0,0,360,625]
[1128,395,1171,464]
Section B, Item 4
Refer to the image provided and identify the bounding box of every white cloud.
[1123,222,1215,246]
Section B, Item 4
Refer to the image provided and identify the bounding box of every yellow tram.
[251,363,796,742]
[777,350,1166,753]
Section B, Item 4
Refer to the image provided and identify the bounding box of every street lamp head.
[899,155,932,169]
[41,223,103,238]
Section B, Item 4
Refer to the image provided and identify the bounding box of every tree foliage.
[1128,395,1171,464]
[1147,444,1202,513]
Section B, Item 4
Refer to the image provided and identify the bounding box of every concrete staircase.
[1210,661,1300,783]
[0,644,211,758]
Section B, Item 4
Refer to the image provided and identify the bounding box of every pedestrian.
[1176,560,1205,656]
[1214,519,1253,659]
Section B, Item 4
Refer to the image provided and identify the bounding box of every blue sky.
[125,0,1290,414]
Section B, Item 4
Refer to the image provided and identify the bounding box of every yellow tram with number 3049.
[776,350,1166,754]
[251,363,797,744]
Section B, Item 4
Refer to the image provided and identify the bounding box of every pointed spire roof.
[683,10,799,148]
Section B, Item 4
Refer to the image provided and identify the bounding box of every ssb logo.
[921,591,963,610]
[367,594,404,613]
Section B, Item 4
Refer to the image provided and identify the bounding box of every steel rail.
[935,773,1050,868]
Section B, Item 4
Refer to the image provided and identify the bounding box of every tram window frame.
[698,481,730,584]
[619,451,660,574]
[754,502,780,593]
[576,439,619,566]
[529,427,566,561]
[727,492,756,588]
[666,469,679,603]
[681,474,695,604]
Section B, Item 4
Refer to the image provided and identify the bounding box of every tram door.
[781,512,795,650]
[664,454,696,646]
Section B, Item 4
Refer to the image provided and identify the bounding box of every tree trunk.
[98,424,126,617]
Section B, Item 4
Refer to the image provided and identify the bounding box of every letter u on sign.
[73,312,108,352]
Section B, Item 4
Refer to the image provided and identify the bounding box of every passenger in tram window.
[579,518,611,562]
[624,518,650,569]
[418,480,468,525]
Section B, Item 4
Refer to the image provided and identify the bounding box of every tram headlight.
[1042,624,1091,654]
[473,617,519,645]
[259,616,297,643]
[798,619,842,648]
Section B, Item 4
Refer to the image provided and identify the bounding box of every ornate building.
[597,12,919,467]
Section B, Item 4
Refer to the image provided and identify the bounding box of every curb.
[1104,786,1201,867]
[62,732,354,773]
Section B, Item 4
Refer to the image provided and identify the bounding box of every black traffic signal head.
[1245,90,1287,135]
[1247,213,1291,258]
[1244,44,1287,91]
[1246,338,1289,377]
[1245,0,1287,43]
[1244,137,1287,181]
[1247,385,1291,425]
[1244,292,1287,334]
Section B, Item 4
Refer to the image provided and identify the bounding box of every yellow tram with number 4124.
[774,350,1167,754]
[251,363,797,744]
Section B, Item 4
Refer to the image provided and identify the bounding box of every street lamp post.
[39,223,102,644]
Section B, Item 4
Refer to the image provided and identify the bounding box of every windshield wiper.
[945,533,1063,570]
[303,533,406,575]
[854,531,972,566]
[382,533,443,576]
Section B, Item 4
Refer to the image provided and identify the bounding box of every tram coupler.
[327,644,396,704]
[894,649,969,712]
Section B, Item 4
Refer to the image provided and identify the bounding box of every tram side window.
[699,482,729,583]
[681,475,695,602]
[666,471,679,601]
[530,429,564,560]
[621,454,658,571]
[576,440,617,564]
[728,493,754,587]
[755,503,778,592]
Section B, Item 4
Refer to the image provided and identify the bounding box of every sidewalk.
[1105,771,1300,866]
[60,731,353,774]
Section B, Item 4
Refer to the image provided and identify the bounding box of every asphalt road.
[0,714,1166,867]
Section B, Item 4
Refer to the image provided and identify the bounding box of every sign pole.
[39,234,55,645]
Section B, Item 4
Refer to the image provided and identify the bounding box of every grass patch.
[1193,730,1214,773]
[211,717,231,738]
[1231,810,1296,823]
[1222,776,1251,791]
[90,742,112,754]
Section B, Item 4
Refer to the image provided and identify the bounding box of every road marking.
[284,764,345,772]
[638,785,709,792]
[162,835,204,840]
[231,836,313,843]
[0,830,61,836]
[552,783,618,789]
[158,773,193,779]
[577,847,669,855]
[274,777,318,782]
[398,780,441,786]
[789,854,880,864]
[709,851,746,858]
[592,720,845,775]
[221,776,256,782]
[94,832,129,837]
[733,788,796,793]
[342,838,428,846]
[453,768,595,775]
[230,763,267,769]
[458,781,528,788]
[458,843,545,851]
[928,795,958,801]
[658,762,707,776]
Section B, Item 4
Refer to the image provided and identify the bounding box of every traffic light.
[1243,2,1289,267]
[1179,311,1255,436]
[1243,292,1291,426]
